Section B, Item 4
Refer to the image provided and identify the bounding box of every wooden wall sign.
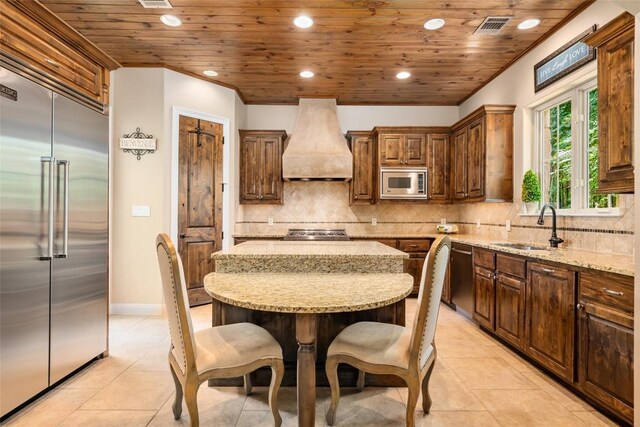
[534,25,597,92]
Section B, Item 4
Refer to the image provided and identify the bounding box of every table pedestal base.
[296,313,318,427]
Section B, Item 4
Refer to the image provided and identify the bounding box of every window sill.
[519,208,623,218]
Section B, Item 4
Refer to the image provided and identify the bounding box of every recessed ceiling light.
[203,70,218,77]
[424,18,445,30]
[160,14,182,27]
[293,15,314,29]
[396,71,411,80]
[299,70,314,78]
[517,18,540,30]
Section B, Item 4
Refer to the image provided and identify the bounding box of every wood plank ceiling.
[39,0,594,105]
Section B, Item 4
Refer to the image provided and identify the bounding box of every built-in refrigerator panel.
[50,93,108,384]
[0,68,53,416]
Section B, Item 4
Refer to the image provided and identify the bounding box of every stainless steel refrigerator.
[0,66,109,417]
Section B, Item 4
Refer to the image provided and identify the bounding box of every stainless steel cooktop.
[284,229,350,241]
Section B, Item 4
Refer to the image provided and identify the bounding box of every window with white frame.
[534,78,618,214]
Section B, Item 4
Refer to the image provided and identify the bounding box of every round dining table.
[204,271,413,427]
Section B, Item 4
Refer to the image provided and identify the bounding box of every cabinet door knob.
[179,233,186,239]
[576,303,584,310]
[354,195,358,199]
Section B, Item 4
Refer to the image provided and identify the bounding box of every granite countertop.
[232,232,634,277]
[213,240,407,274]
[204,272,413,313]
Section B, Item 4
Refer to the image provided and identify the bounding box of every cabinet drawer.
[473,248,495,269]
[377,239,398,249]
[1,4,106,103]
[496,254,526,279]
[579,270,633,313]
[398,239,430,252]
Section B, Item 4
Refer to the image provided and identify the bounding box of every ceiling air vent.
[474,16,511,35]
[138,0,173,8]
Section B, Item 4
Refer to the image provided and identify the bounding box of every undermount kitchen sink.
[492,242,549,251]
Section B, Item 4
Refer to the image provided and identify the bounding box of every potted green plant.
[521,170,541,214]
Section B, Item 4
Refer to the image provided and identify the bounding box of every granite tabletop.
[203,272,414,313]
[213,240,407,274]
[232,232,634,277]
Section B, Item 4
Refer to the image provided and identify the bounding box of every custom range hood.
[282,98,353,181]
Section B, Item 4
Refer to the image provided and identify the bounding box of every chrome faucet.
[537,204,564,248]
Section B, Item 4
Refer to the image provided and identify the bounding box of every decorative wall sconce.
[119,127,157,160]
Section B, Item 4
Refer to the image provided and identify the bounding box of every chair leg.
[405,374,420,427]
[325,358,340,426]
[421,359,436,414]
[169,363,183,420]
[269,360,284,427]
[243,373,252,396]
[184,380,200,427]
[357,370,365,392]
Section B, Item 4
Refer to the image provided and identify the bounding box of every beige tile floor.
[1,299,620,427]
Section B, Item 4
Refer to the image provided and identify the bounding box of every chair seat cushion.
[194,322,282,374]
[328,321,431,370]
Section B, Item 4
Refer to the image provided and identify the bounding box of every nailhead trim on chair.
[418,245,447,370]
[159,243,188,376]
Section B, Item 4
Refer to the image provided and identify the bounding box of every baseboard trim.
[109,303,163,315]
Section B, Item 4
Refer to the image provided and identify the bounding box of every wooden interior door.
[178,115,223,306]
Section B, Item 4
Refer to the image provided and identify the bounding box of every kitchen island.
[205,240,413,426]
[204,241,412,387]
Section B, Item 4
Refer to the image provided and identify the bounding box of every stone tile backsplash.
[236,182,634,256]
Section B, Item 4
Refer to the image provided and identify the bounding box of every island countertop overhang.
[212,240,408,274]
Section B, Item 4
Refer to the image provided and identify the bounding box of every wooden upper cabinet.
[452,128,468,200]
[585,13,635,194]
[0,1,119,108]
[427,133,450,202]
[525,262,576,382]
[404,134,427,165]
[375,128,427,167]
[467,118,485,199]
[577,270,634,424]
[347,131,375,204]
[239,130,286,204]
[451,105,515,203]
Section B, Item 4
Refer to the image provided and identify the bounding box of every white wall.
[246,104,459,133]
[110,68,241,314]
[111,68,166,313]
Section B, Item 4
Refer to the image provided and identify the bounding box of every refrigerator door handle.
[40,156,55,260]
[56,160,69,258]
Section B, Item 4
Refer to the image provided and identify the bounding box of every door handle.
[180,233,186,239]
[602,288,624,297]
[40,156,55,260]
[55,160,69,258]
[541,268,555,274]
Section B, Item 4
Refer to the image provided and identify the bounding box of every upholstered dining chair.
[325,235,451,427]
[155,233,285,427]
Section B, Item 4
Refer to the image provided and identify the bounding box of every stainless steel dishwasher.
[450,242,474,320]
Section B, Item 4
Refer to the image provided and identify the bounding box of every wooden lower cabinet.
[473,265,495,329]
[495,273,526,350]
[525,262,576,382]
[404,256,426,296]
[577,271,634,424]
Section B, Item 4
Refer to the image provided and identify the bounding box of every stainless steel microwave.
[380,167,428,199]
